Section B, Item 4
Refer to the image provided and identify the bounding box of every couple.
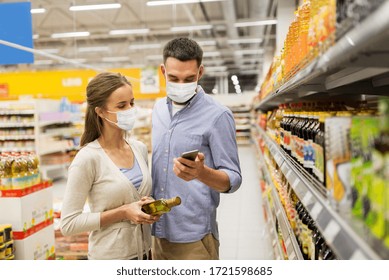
[59,38,242,260]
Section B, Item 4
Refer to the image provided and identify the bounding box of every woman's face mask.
[104,107,137,131]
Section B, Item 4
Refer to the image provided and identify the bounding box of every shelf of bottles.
[254,133,304,260]
[255,118,389,260]
[256,0,389,112]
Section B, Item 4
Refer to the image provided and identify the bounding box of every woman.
[60,72,158,260]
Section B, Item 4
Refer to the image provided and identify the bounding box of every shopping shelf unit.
[254,1,389,260]
[229,105,252,145]
[256,124,386,260]
[253,132,303,260]
[255,1,389,112]
[0,100,82,181]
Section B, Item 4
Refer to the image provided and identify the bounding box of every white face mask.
[165,68,200,104]
[105,107,137,131]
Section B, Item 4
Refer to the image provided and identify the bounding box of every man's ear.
[198,64,204,80]
[160,64,166,77]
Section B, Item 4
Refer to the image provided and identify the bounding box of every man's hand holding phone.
[173,149,205,181]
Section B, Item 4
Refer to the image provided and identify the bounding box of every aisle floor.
[52,144,273,260]
[217,144,273,260]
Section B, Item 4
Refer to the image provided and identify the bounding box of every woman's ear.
[95,107,103,118]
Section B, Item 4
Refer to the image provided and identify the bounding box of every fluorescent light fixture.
[205,66,227,72]
[102,56,129,62]
[36,48,59,54]
[146,55,162,60]
[78,46,110,52]
[34,60,53,65]
[204,59,224,65]
[234,19,277,28]
[129,43,161,50]
[31,8,46,14]
[51,31,90,38]
[197,40,217,46]
[109,28,150,35]
[170,25,212,32]
[234,49,264,55]
[69,3,121,11]
[228,38,263,44]
[68,58,87,63]
[33,34,39,40]
[147,0,226,6]
[203,51,221,57]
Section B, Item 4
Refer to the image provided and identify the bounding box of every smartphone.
[181,149,199,161]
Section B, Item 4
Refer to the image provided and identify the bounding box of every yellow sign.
[0,68,166,102]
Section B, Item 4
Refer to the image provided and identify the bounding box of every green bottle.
[142,196,181,215]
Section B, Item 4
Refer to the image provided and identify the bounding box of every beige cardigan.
[60,138,152,260]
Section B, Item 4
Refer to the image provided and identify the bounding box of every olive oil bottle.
[142,196,181,215]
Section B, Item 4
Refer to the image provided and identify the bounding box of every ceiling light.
[69,3,121,11]
[147,0,226,6]
[205,66,227,72]
[234,19,277,28]
[31,8,46,14]
[203,51,221,57]
[109,28,150,35]
[34,60,53,65]
[234,49,264,55]
[51,31,90,38]
[231,75,238,81]
[129,43,161,50]
[78,46,110,52]
[146,55,162,60]
[170,25,212,32]
[228,38,263,44]
[102,56,129,62]
[197,40,217,46]
[36,48,59,54]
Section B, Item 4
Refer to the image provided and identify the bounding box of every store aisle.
[217,144,273,260]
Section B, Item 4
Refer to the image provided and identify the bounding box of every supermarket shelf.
[0,123,35,128]
[39,120,73,127]
[262,193,284,260]
[0,135,35,141]
[0,110,35,115]
[253,136,304,260]
[256,124,385,260]
[255,1,389,111]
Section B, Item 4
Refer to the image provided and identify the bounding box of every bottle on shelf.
[142,196,181,216]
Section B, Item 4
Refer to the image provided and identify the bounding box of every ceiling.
[1,0,278,94]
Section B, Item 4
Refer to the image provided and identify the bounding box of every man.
[151,37,242,260]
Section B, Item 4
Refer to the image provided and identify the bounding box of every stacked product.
[0,152,55,260]
[0,224,14,260]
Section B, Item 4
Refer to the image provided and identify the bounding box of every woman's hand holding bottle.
[121,196,160,225]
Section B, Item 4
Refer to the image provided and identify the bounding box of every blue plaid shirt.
[151,86,242,243]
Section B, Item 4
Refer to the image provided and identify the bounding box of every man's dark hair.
[163,37,203,67]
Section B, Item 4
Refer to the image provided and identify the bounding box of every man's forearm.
[197,166,230,193]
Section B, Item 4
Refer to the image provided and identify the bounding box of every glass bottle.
[142,196,181,215]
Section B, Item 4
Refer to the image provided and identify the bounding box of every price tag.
[350,250,367,260]
[310,203,323,220]
[281,163,288,174]
[292,178,301,189]
[302,192,313,206]
[323,220,341,244]
[289,251,296,260]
